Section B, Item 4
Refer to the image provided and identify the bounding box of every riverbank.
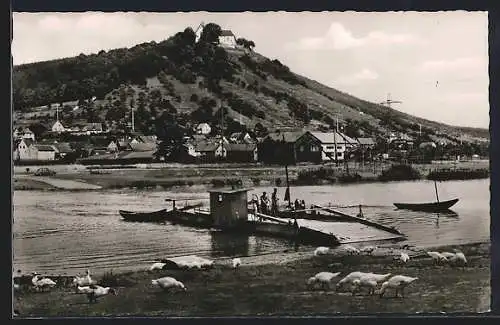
[13,241,490,317]
[12,160,489,191]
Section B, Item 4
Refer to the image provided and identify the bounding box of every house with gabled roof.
[229,132,255,144]
[219,30,237,48]
[258,130,322,164]
[34,144,58,161]
[224,143,258,162]
[51,120,66,133]
[310,132,359,162]
[82,123,103,134]
[14,138,38,161]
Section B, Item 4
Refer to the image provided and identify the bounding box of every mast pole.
[283,134,291,209]
[434,180,440,203]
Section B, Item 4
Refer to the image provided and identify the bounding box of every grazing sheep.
[306,272,341,290]
[31,274,57,292]
[84,285,118,304]
[399,252,410,264]
[73,269,96,290]
[427,251,448,265]
[343,245,361,255]
[440,252,456,260]
[149,262,167,271]
[449,251,467,266]
[376,275,418,298]
[151,277,187,292]
[336,271,369,291]
[364,273,392,283]
[232,258,242,269]
[351,276,378,296]
[76,285,95,294]
[314,246,330,256]
[360,246,377,255]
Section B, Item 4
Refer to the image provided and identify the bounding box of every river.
[12,179,489,275]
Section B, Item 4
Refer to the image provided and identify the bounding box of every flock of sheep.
[13,244,468,314]
[308,244,468,298]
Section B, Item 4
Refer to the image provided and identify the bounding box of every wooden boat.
[394,180,459,212]
[393,198,459,212]
[119,209,169,222]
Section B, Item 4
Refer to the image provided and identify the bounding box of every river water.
[12,179,489,275]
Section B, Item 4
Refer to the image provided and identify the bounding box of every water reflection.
[209,231,250,258]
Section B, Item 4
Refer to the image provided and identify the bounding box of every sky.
[12,11,489,128]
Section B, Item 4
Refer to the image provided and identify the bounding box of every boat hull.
[393,198,459,212]
[119,209,169,222]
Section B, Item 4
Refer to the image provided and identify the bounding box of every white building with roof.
[194,22,238,49]
[311,132,359,161]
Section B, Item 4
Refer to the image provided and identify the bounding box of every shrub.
[379,164,421,182]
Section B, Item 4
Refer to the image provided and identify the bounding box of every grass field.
[13,242,490,317]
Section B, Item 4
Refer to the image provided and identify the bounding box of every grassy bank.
[13,242,490,317]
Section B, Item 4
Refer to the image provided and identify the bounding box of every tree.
[199,23,222,44]
[236,38,256,51]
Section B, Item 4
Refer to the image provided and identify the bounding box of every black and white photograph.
[12,11,490,317]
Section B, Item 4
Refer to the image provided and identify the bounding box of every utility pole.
[379,93,403,109]
[56,105,59,122]
[131,105,135,133]
[333,117,338,166]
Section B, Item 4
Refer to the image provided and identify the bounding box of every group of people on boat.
[255,188,307,217]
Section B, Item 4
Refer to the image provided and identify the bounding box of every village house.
[14,139,38,161]
[229,132,255,144]
[194,142,222,162]
[51,120,66,133]
[53,142,74,159]
[82,123,104,135]
[34,144,58,161]
[224,143,258,163]
[356,137,376,151]
[311,132,359,162]
[13,127,36,141]
[195,123,212,135]
[107,140,119,153]
[129,142,157,152]
[258,131,322,164]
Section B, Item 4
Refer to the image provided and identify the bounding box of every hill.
[12,23,489,144]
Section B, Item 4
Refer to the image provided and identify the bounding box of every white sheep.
[427,251,448,265]
[31,274,57,292]
[306,272,341,290]
[232,258,242,269]
[360,246,377,255]
[377,275,418,298]
[449,251,467,266]
[343,245,361,255]
[73,269,96,290]
[399,252,410,264]
[149,262,166,271]
[440,252,456,260]
[364,272,392,283]
[84,285,118,304]
[313,246,330,256]
[151,276,187,292]
[76,285,95,294]
[351,276,378,296]
[336,271,368,291]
